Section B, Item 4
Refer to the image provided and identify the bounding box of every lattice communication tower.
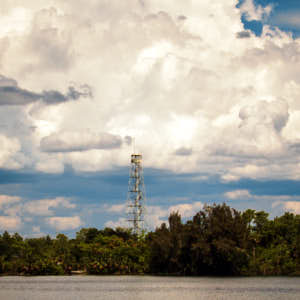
[127,154,146,235]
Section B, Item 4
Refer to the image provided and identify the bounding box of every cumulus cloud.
[272,200,300,214]
[31,226,46,238]
[40,131,123,153]
[210,99,289,160]
[239,0,273,22]
[225,189,251,199]
[35,158,65,174]
[0,0,300,181]
[0,195,79,233]
[226,189,295,203]
[24,197,76,216]
[222,165,269,182]
[224,191,300,216]
[105,217,128,229]
[0,134,22,169]
[282,202,300,214]
[239,100,289,133]
[0,195,21,208]
[46,216,82,231]
[0,216,22,230]
[104,203,127,213]
[168,202,203,218]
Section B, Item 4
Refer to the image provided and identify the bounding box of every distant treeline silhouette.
[1,203,300,276]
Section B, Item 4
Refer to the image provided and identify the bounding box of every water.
[0,276,299,300]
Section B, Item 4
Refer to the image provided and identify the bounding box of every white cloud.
[3,204,23,217]
[0,135,22,169]
[226,189,295,202]
[35,157,65,174]
[240,0,273,21]
[104,203,127,213]
[32,226,40,233]
[272,200,300,214]
[0,196,76,218]
[46,216,82,231]
[40,131,123,153]
[209,100,289,163]
[283,202,300,214]
[0,216,22,230]
[168,201,203,218]
[0,0,300,183]
[0,7,32,38]
[105,217,128,229]
[225,189,251,199]
[0,195,79,233]
[0,195,21,208]
[144,205,169,229]
[30,225,46,238]
[25,197,76,216]
[222,165,268,182]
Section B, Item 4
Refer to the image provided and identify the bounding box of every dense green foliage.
[148,204,300,276]
[0,227,148,275]
[1,204,300,276]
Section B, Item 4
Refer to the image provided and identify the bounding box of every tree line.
[1,203,300,276]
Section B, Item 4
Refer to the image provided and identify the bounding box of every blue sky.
[1,0,300,236]
[239,0,300,37]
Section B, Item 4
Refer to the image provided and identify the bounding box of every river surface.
[0,276,299,300]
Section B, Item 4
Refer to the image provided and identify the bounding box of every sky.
[1,0,300,237]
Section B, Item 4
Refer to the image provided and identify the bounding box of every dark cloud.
[67,85,93,100]
[0,85,40,105]
[124,136,133,146]
[178,15,187,21]
[0,75,17,87]
[0,75,92,106]
[236,31,251,39]
[288,142,300,154]
[174,147,193,156]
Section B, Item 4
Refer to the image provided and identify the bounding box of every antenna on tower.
[126,150,146,236]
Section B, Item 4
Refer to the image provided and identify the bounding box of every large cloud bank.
[0,0,300,181]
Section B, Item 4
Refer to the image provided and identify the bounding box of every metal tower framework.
[127,154,146,235]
